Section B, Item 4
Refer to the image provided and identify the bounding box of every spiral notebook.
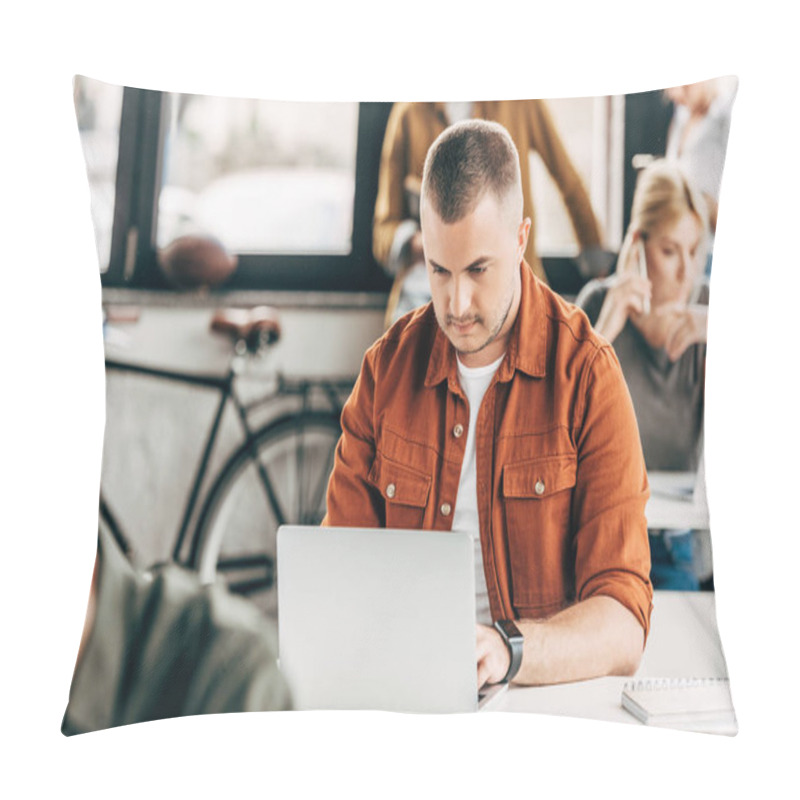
[621,678,737,735]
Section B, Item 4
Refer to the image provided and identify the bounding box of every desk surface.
[646,471,709,529]
[491,591,734,732]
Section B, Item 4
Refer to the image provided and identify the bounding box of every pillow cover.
[66,75,738,735]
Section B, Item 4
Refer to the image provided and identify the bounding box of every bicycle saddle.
[210,306,282,351]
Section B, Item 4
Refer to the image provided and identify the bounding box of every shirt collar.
[424,261,548,389]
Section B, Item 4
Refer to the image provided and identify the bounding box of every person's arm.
[479,343,652,688]
[591,272,651,344]
[322,344,385,528]
[373,105,415,271]
[574,248,651,345]
[657,303,708,362]
[525,100,603,250]
[703,193,719,234]
[477,596,644,687]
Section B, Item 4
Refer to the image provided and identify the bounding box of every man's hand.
[594,271,652,344]
[475,624,510,689]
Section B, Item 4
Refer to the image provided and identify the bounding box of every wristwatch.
[493,619,524,683]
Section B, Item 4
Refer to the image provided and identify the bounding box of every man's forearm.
[513,596,644,686]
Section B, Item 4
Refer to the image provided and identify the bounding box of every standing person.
[373,101,605,326]
[328,120,651,689]
[664,77,737,269]
[576,160,710,590]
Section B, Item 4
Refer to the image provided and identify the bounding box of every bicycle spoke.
[192,411,342,618]
[296,421,306,524]
[307,434,337,524]
[254,455,290,527]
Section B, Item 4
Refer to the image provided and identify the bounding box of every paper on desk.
[621,677,737,736]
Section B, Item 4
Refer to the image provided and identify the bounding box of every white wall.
[101,302,384,566]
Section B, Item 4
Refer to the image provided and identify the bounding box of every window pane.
[157,95,358,255]
[74,76,123,273]
[528,96,623,255]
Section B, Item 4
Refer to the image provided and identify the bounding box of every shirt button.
[386,483,396,499]
[453,423,464,438]
[534,480,545,496]
[440,502,452,517]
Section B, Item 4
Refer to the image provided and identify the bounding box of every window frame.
[102,90,394,294]
[622,88,673,233]
[99,90,663,299]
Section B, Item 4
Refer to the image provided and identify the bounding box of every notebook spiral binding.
[623,677,730,692]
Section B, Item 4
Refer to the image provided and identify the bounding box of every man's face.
[421,192,530,368]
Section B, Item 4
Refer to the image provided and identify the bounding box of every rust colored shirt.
[324,264,653,637]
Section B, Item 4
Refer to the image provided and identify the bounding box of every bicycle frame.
[103,357,349,565]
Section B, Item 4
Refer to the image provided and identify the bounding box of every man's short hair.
[421,119,523,224]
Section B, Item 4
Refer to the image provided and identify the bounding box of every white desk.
[491,591,734,733]
[646,471,709,530]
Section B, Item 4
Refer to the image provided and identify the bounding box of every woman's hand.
[659,303,709,361]
[594,271,652,344]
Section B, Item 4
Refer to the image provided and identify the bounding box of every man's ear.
[517,217,532,260]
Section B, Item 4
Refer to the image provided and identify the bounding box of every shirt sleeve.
[322,344,386,527]
[571,343,653,639]
[526,100,603,250]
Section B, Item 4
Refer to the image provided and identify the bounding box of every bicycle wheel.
[99,494,132,559]
[190,410,342,618]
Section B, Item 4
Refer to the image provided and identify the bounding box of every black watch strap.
[494,619,524,683]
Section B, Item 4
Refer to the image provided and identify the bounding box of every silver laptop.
[277,525,506,713]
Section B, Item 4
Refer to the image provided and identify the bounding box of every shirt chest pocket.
[502,454,578,614]
[369,454,431,530]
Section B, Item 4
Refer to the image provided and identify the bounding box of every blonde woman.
[576,160,709,589]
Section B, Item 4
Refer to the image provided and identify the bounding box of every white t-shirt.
[454,352,505,626]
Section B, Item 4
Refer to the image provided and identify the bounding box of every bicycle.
[100,305,354,618]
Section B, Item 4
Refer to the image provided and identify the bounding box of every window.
[75,79,660,298]
[157,95,359,256]
[529,95,625,255]
[79,77,392,294]
[74,76,124,273]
